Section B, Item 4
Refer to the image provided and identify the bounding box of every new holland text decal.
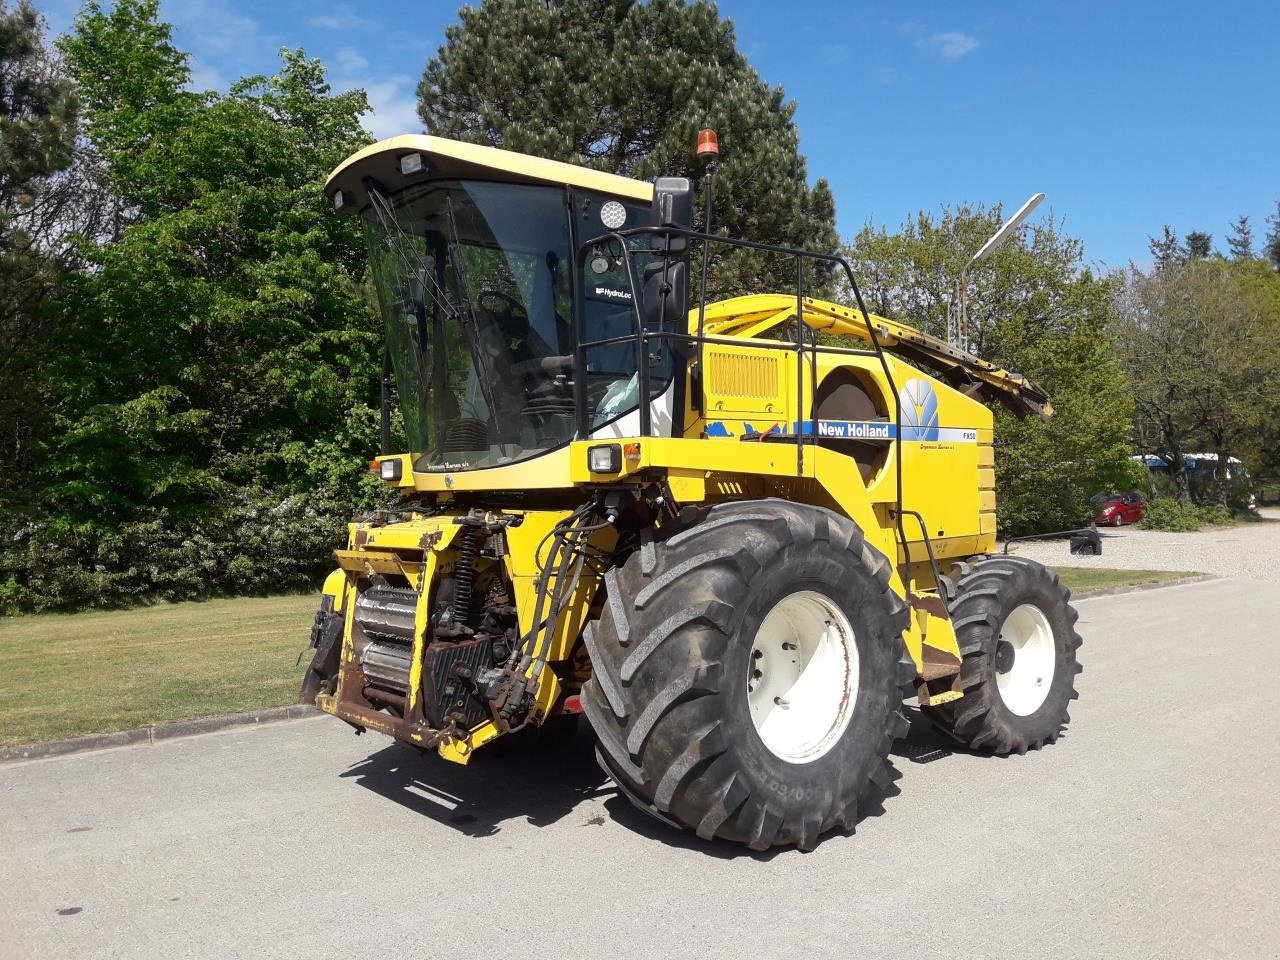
[705,378,979,443]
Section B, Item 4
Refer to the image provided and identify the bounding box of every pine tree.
[0,0,79,478]
[416,0,838,297]
[1182,231,1212,259]
[1265,200,1280,270]
[1149,225,1182,268]
[1226,215,1254,260]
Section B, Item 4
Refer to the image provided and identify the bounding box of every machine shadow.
[341,714,909,858]
[340,719,613,838]
[890,705,957,763]
[892,703,1073,761]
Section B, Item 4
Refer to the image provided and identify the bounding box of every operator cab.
[326,136,685,474]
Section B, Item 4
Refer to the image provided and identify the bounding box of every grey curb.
[0,704,318,765]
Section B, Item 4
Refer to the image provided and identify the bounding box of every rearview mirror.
[652,177,692,253]
[642,258,687,328]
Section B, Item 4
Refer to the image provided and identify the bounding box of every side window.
[573,190,676,424]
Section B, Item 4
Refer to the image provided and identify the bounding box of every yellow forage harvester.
[300,131,1082,850]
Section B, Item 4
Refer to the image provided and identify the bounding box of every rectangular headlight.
[587,444,622,474]
[399,153,426,176]
[379,458,403,482]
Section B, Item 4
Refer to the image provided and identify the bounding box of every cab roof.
[325,134,655,213]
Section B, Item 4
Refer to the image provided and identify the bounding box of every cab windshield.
[363,178,666,471]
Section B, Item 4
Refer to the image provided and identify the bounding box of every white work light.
[588,444,622,474]
[399,153,426,176]
[379,458,403,482]
[600,201,627,230]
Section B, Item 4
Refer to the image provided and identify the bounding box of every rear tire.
[580,500,913,850]
[924,555,1081,753]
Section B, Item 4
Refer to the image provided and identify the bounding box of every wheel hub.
[994,639,1015,674]
[747,591,858,764]
[994,602,1056,716]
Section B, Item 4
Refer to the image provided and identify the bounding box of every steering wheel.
[477,289,527,320]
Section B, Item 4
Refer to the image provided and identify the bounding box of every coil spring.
[452,524,480,623]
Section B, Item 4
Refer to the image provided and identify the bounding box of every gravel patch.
[1006,507,1280,583]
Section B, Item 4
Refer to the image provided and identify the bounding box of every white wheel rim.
[747,591,858,764]
[995,603,1056,716]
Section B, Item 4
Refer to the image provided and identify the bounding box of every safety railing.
[572,225,924,590]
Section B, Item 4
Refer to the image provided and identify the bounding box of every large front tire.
[923,555,1082,753]
[581,500,912,851]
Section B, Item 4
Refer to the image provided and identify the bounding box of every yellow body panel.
[325,134,653,214]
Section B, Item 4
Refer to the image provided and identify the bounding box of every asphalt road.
[3,577,1277,960]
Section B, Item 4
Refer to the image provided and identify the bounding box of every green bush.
[0,476,388,615]
[1138,499,1203,531]
[1195,503,1233,526]
[1138,499,1233,532]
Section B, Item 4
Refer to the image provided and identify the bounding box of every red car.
[1093,491,1144,526]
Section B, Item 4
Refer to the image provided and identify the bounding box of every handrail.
[573,223,919,592]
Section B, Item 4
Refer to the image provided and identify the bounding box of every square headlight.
[587,444,622,474]
[399,152,426,176]
[379,458,403,482]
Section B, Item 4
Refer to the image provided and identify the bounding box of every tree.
[1149,225,1182,268]
[1227,215,1254,260]
[1113,258,1280,505]
[1265,200,1280,270]
[57,0,195,224]
[1183,230,1212,259]
[0,0,382,611]
[417,0,838,296]
[0,0,79,478]
[841,207,1137,535]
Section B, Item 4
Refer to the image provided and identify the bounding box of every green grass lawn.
[0,594,315,747]
[0,566,1202,748]
[1053,567,1198,595]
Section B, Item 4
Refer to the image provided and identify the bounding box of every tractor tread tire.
[924,555,1082,754]
[582,499,912,850]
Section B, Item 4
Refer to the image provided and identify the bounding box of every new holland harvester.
[300,131,1083,850]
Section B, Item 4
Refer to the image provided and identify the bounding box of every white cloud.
[873,66,904,86]
[166,0,262,56]
[337,74,421,141]
[308,6,378,32]
[187,56,228,92]
[903,22,979,63]
[926,31,979,62]
[331,45,421,141]
[335,48,370,76]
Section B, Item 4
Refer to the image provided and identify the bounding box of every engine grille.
[354,583,418,693]
[424,638,495,729]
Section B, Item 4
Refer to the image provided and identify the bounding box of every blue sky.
[37,0,1280,268]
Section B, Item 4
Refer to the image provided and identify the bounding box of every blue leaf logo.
[899,378,940,441]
